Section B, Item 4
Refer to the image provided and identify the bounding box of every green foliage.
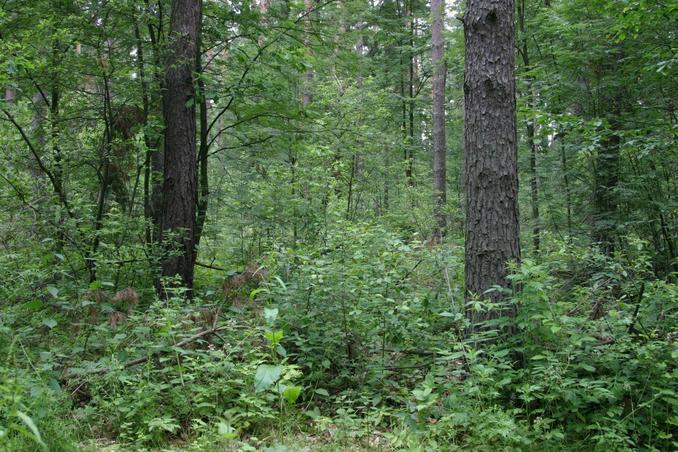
[0,0,675,448]
[0,344,76,451]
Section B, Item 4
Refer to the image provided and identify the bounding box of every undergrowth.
[1,225,676,450]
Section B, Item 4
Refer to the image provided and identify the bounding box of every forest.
[0,0,676,450]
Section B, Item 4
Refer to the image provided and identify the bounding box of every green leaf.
[254,364,282,393]
[264,307,279,326]
[282,385,302,404]
[579,363,596,372]
[217,422,237,439]
[88,280,102,290]
[16,411,46,449]
[250,287,268,300]
[264,330,284,347]
[24,300,43,310]
[274,276,287,292]
[304,407,321,419]
[46,286,59,298]
[42,318,57,329]
[314,388,329,397]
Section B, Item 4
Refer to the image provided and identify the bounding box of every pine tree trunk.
[159,0,201,291]
[463,0,521,332]
[431,0,447,241]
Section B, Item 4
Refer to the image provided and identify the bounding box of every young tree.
[463,0,521,332]
[431,0,447,241]
[159,0,201,291]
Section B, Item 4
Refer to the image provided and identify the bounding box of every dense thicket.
[0,0,675,449]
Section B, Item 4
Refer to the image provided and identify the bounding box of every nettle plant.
[253,307,303,411]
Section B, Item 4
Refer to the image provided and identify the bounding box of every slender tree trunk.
[592,122,620,256]
[140,2,165,246]
[463,0,521,333]
[397,0,410,185]
[302,0,313,108]
[4,85,15,103]
[406,0,415,186]
[592,49,624,256]
[431,0,447,241]
[195,1,209,250]
[159,0,201,291]
[258,0,271,46]
[135,22,154,245]
[518,0,540,255]
[559,138,573,239]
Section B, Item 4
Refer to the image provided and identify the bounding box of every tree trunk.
[559,137,573,239]
[518,0,540,256]
[4,85,15,103]
[195,2,209,250]
[406,0,416,186]
[463,0,521,333]
[159,0,201,291]
[139,2,165,248]
[592,122,620,256]
[302,0,313,108]
[431,0,447,241]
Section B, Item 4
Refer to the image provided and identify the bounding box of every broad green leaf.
[264,307,279,326]
[16,411,46,449]
[24,300,43,310]
[47,286,59,298]
[254,364,282,393]
[282,385,302,404]
[42,318,57,329]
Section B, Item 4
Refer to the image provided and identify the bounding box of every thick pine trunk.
[159,0,200,291]
[463,0,521,331]
[431,0,447,241]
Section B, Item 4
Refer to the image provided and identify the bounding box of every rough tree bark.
[463,0,521,333]
[159,0,201,291]
[431,0,447,241]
